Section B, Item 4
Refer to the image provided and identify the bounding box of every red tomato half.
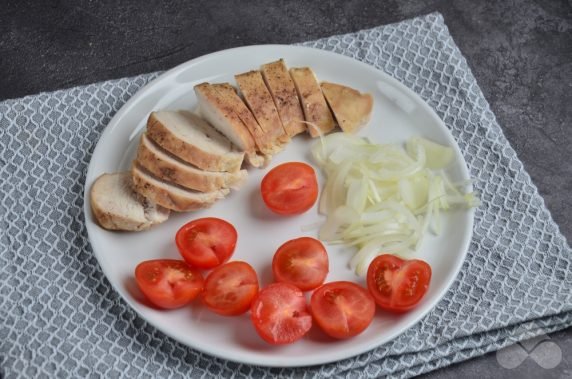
[202,261,259,316]
[250,283,312,344]
[310,281,375,339]
[272,237,329,291]
[260,162,318,215]
[175,218,237,269]
[135,259,204,309]
[366,254,432,312]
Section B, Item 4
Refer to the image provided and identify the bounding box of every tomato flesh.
[250,283,312,344]
[272,237,329,291]
[175,217,237,269]
[366,254,432,312]
[135,259,204,309]
[202,261,259,316]
[260,162,318,215]
[310,281,375,339]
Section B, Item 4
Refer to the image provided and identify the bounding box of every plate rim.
[83,44,475,367]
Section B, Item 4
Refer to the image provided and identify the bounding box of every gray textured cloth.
[1,12,571,379]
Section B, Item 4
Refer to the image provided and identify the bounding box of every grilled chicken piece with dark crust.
[194,83,265,168]
[261,59,306,137]
[212,83,277,157]
[235,70,290,149]
[321,82,373,134]
[290,67,336,137]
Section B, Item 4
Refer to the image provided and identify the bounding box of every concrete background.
[1,0,570,377]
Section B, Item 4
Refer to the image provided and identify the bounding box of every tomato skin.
[202,261,259,316]
[250,283,312,344]
[175,218,237,269]
[310,281,375,339]
[135,259,204,309]
[366,254,432,313]
[272,237,329,291]
[260,162,318,215]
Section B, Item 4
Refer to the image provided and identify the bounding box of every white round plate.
[84,45,474,367]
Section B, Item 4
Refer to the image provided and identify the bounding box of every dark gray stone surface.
[1,0,570,377]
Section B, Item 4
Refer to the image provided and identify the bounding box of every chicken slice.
[235,70,290,149]
[131,163,229,212]
[90,172,169,231]
[146,110,244,172]
[194,83,265,168]
[136,133,247,192]
[261,59,306,137]
[290,67,336,138]
[212,83,277,157]
[321,82,373,134]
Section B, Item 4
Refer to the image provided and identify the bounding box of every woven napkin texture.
[1,12,571,379]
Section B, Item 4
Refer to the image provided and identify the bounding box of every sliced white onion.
[319,206,359,241]
[312,132,478,277]
[406,136,454,169]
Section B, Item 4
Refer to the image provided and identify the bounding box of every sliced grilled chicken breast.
[235,70,290,148]
[290,67,336,137]
[131,163,229,212]
[194,83,265,168]
[261,59,306,137]
[90,172,169,231]
[321,82,373,134]
[146,111,244,172]
[212,83,279,157]
[136,133,247,192]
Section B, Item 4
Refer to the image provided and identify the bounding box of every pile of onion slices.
[311,133,479,277]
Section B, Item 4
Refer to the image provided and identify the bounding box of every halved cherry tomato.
[135,259,204,309]
[260,162,318,215]
[366,254,432,312]
[202,261,259,316]
[250,283,312,344]
[272,237,329,291]
[310,281,375,339]
[175,217,237,269]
